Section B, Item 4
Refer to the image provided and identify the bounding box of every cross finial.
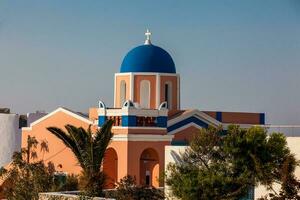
[144,29,152,45]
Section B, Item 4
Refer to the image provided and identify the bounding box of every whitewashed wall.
[0,113,20,167]
[164,145,187,200]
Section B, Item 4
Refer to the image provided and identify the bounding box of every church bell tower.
[98,30,177,188]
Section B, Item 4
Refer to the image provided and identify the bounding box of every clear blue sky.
[0,0,299,125]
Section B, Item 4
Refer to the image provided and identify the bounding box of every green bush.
[105,175,164,200]
[52,174,79,192]
[0,136,79,200]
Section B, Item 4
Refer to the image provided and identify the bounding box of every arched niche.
[103,148,118,188]
[139,148,159,187]
[120,80,127,107]
[140,80,150,109]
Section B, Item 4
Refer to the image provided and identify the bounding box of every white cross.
[144,29,152,45]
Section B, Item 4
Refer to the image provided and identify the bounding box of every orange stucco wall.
[21,110,132,187]
[115,75,131,108]
[203,111,217,119]
[21,109,170,188]
[106,141,129,182]
[127,141,170,187]
[22,111,93,174]
[172,126,200,143]
[203,111,262,124]
[221,112,261,124]
[105,140,170,187]
[134,75,156,109]
[160,76,178,110]
[89,107,98,121]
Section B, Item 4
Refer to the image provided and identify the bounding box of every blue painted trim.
[216,112,222,122]
[157,116,168,128]
[259,113,265,125]
[171,140,189,146]
[98,116,106,127]
[167,116,209,133]
[122,115,137,127]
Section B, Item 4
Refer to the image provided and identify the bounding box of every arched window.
[120,80,126,107]
[164,82,172,109]
[140,80,150,108]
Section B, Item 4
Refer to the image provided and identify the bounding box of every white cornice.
[99,108,168,117]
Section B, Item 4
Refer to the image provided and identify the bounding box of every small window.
[165,84,169,104]
[164,82,172,109]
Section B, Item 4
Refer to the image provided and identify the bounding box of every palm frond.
[64,125,90,168]
[47,120,114,195]
[46,127,85,169]
[93,119,114,170]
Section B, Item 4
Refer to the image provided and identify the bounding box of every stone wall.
[39,192,115,200]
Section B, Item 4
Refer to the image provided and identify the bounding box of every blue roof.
[120,44,176,73]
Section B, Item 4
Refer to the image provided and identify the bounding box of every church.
[21,30,265,188]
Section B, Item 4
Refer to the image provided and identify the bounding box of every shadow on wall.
[170,150,183,164]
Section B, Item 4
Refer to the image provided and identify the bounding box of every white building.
[0,110,21,167]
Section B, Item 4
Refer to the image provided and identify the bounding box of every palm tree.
[47,119,114,197]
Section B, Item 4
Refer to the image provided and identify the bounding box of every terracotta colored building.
[21,30,265,188]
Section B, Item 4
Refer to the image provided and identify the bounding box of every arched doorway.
[139,148,159,187]
[103,148,118,188]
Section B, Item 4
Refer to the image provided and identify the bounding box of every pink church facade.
[21,31,265,188]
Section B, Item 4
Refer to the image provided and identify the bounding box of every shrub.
[52,174,79,192]
[106,175,164,200]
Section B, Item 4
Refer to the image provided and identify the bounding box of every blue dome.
[120,44,176,73]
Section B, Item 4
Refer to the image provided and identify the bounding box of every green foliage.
[257,154,300,199]
[47,120,114,197]
[106,175,164,200]
[52,174,79,192]
[166,125,300,200]
[0,136,54,200]
[64,174,79,191]
[0,136,79,200]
